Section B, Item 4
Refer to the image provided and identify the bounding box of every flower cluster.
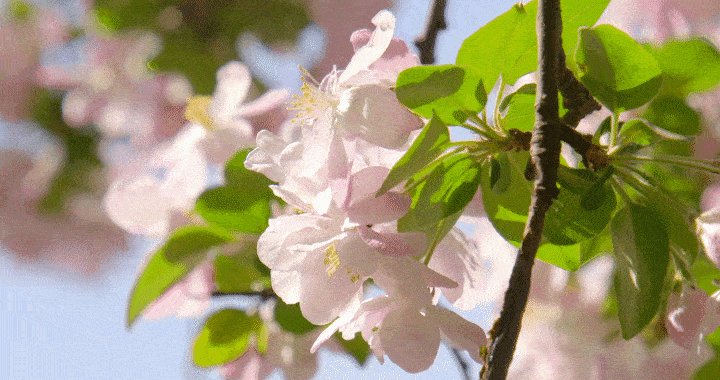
[245,10,487,373]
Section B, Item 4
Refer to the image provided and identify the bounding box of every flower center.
[289,69,339,126]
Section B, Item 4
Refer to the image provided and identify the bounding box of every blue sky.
[1,0,522,379]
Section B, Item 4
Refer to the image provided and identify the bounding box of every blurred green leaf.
[647,38,720,96]
[214,243,271,294]
[643,96,700,136]
[274,299,316,335]
[193,308,263,367]
[31,91,103,214]
[335,332,371,366]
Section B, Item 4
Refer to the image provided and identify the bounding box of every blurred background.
[2,0,720,379]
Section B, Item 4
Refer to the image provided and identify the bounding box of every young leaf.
[543,167,617,246]
[480,151,533,244]
[127,226,233,327]
[643,96,701,136]
[579,226,613,266]
[456,0,610,93]
[376,116,450,197]
[398,154,482,232]
[612,204,670,339]
[196,149,276,233]
[195,187,273,233]
[647,38,720,96]
[575,25,662,112]
[395,65,487,124]
[193,309,263,367]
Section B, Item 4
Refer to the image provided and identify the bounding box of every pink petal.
[428,305,487,363]
[666,286,709,350]
[336,84,423,149]
[378,306,440,373]
[358,225,422,257]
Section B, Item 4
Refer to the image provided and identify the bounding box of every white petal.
[103,176,170,237]
[338,10,395,85]
[210,61,251,128]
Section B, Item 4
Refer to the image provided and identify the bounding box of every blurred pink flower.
[0,149,125,275]
[0,8,68,121]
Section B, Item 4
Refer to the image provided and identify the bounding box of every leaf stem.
[615,155,720,175]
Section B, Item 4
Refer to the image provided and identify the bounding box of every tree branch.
[557,37,601,127]
[480,0,563,378]
[415,0,448,64]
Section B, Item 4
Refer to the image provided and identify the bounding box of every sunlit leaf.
[457,0,610,93]
[127,226,233,327]
[575,25,662,112]
[395,65,486,124]
[377,116,450,197]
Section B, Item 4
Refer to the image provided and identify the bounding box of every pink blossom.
[666,286,720,353]
[0,149,126,275]
[312,295,486,373]
[0,7,68,121]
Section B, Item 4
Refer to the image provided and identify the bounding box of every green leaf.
[214,244,270,294]
[575,25,663,112]
[612,204,670,339]
[619,120,655,146]
[193,309,263,367]
[273,299,316,335]
[480,153,612,271]
[224,149,274,189]
[694,346,720,380]
[690,257,720,297]
[335,332,371,366]
[377,116,450,197]
[196,187,272,233]
[395,65,487,124]
[196,149,276,233]
[500,92,536,133]
[480,151,533,244]
[398,154,482,231]
[127,226,233,327]
[642,96,700,136]
[543,167,617,246]
[456,0,610,93]
[648,38,720,96]
[579,225,613,266]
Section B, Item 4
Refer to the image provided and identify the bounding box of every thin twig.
[211,289,276,300]
[480,0,563,378]
[415,0,448,64]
